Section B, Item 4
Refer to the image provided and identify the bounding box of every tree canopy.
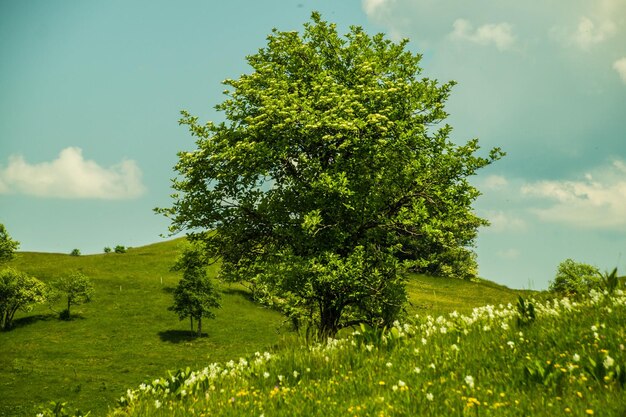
[0,268,48,330]
[158,13,503,336]
[169,243,221,337]
[0,223,20,264]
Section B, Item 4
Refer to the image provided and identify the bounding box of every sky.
[1,0,625,290]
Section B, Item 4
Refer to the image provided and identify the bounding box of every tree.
[70,248,81,256]
[104,247,112,253]
[549,259,601,296]
[0,223,20,264]
[169,243,221,337]
[157,13,503,336]
[52,271,94,320]
[114,245,127,254]
[0,268,48,330]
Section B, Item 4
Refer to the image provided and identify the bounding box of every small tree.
[70,248,81,256]
[0,268,48,330]
[169,244,221,337]
[52,271,94,320]
[114,245,126,254]
[0,223,20,264]
[104,247,112,253]
[549,259,601,296]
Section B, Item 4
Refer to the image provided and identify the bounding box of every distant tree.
[157,13,503,336]
[52,271,94,320]
[70,249,81,256]
[0,268,48,330]
[104,247,112,253]
[169,244,221,337]
[549,259,601,296]
[114,245,127,254]
[0,224,20,264]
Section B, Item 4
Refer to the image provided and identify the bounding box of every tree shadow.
[6,313,57,330]
[221,287,255,302]
[162,286,176,294]
[158,329,207,343]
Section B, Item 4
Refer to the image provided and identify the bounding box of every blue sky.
[1,0,625,289]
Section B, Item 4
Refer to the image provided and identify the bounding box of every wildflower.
[398,380,406,387]
[293,370,299,378]
[154,400,162,409]
[507,341,515,349]
[465,375,475,389]
[603,355,615,369]
[426,392,434,401]
[263,372,270,379]
[413,367,421,374]
[586,410,594,415]
[386,362,393,368]
[451,344,459,351]
[278,375,284,382]
[421,338,427,345]
[573,354,580,362]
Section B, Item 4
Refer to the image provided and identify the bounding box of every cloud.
[362,0,392,17]
[572,16,616,50]
[614,57,626,83]
[450,18,515,51]
[484,211,527,233]
[521,159,626,230]
[0,147,146,199]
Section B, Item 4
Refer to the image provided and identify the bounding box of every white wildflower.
[465,375,475,389]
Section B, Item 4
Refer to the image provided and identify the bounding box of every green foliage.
[0,223,20,264]
[516,295,536,327]
[549,259,601,296]
[114,245,127,254]
[0,268,48,330]
[52,271,94,320]
[169,243,221,337]
[70,249,81,257]
[599,267,623,294]
[38,401,90,417]
[158,13,503,336]
[103,247,112,254]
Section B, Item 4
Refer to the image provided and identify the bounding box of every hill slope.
[0,240,525,416]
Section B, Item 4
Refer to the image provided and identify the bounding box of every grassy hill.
[0,240,528,416]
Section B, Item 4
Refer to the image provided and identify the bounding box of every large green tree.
[159,13,503,336]
[169,243,221,337]
[52,271,94,320]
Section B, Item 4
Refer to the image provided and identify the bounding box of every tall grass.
[108,289,626,417]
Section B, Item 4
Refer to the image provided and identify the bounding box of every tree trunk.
[319,302,342,338]
[67,297,71,318]
[197,316,202,337]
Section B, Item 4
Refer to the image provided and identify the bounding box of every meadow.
[0,240,529,416]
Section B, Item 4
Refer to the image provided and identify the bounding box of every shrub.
[114,245,127,254]
[549,259,601,296]
[103,247,112,253]
[70,249,81,256]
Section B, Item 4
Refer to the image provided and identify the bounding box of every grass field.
[1,240,530,416]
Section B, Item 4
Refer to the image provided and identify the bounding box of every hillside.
[0,240,527,416]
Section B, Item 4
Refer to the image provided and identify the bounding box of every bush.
[103,247,111,253]
[549,259,601,296]
[114,245,126,254]
[70,249,81,256]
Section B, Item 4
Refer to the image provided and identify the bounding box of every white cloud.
[362,0,393,17]
[572,16,616,50]
[614,57,626,83]
[450,18,515,51]
[521,159,626,230]
[0,147,146,199]
[485,211,527,233]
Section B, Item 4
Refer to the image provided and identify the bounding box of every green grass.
[0,240,528,416]
[0,239,286,417]
[109,290,626,417]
